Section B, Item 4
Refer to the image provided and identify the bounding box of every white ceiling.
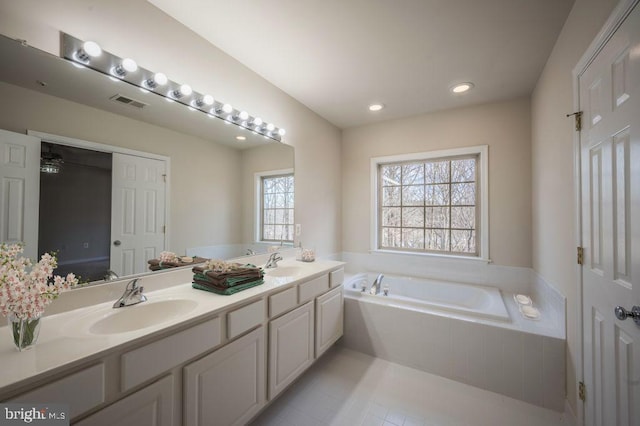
[148,0,574,129]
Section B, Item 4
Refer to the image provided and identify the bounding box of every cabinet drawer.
[11,363,105,419]
[298,275,329,303]
[227,299,265,339]
[121,317,221,391]
[269,286,298,318]
[329,268,344,288]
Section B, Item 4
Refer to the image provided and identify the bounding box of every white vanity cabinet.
[183,326,265,426]
[315,285,344,357]
[268,301,315,399]
[75,375,175,426]
[0,262,345,426]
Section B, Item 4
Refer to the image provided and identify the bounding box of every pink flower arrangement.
[0,243,78,320]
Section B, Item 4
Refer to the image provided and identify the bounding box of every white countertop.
[0,259,344,396]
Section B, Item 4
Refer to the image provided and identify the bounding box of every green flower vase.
[9,314,41,351]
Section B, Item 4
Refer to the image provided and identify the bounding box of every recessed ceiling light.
[451,82,474,94]
[236,136,246,141]
[368,103,384,112]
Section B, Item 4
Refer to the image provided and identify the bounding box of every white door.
[184,327,265,426]
[75,375,174,426]
[268,301,314,400]
[0,129,40,260]
[315,285,344,357]
[111,153,166,276]
[580,4,640,426]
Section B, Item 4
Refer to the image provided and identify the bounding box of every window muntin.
[378,155,478,255]
[261,173,294,242]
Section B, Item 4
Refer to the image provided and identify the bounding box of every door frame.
[572,0,639,423]
[27,130,171,252]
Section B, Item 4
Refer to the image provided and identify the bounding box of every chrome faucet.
[369,274,385,295]
[113,279,147,308]
[264,252,283,269]
[103,269,119,282]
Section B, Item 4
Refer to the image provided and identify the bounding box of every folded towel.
[192,263,261,277]
[148,256,207,270]
[192,279,264,295]
[192,264,262,286]
[193,273,262,288]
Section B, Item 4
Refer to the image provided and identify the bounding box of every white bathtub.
[345,272,509,321]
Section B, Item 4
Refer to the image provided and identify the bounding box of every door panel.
[580,4,640,425]
[111,153,166,276]
[0,129,39,260]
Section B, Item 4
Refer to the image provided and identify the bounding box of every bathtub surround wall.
[342,274,566,411]
[531,0,618,413]
[0,0,342,257]
[342,97,532,268]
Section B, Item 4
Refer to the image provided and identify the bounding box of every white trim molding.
[370,145,489,262]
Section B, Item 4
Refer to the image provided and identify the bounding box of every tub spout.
[369,274,385,295]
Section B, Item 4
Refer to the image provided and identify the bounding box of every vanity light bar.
[61,33,285,142]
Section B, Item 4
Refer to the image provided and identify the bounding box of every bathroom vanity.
[0,259,345,426]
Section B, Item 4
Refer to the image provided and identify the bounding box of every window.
[260,172,294,242]
[372,146,488,259]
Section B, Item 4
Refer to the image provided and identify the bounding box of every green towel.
[193,273,262,288]
[192,279,264,295]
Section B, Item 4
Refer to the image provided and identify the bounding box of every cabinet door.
[75,375,174,426]
[184,326,265,426]
[268,301,314,399]
[316,285,344,357]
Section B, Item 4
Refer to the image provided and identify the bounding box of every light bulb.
[266,123,275,131]
[180,84,192,96]
[83,41,102,58]
[451,82,474,93]
[202,95,214,105]
[145,72,167,89]
[121,58,138,73]
[222,103,233,114]
[114,58,138,77]
[368,103,384,112]
[253,117,263,126]
[154,73,168,86]
[278,128,286,136]
[238,111,249,121]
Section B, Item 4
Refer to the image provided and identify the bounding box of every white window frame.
[370,145,489,261]
[254,168,294,243]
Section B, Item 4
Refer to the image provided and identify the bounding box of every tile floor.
[251,346,567,426]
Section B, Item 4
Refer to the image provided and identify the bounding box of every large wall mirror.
[0,34,294,284]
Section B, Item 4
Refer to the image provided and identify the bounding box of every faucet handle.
[126,278,141,291]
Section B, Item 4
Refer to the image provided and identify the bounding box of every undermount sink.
[264,266,303,277]
[86,299,198,335]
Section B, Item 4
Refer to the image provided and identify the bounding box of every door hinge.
[162,174,167,183]
[579,381,586,402]
[566,111,583,131]
[577,246,584,265]
[162,225,166,234]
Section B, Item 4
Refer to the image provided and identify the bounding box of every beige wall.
[531,0,618,413]
[342,97,532,268]
[0,0,342,256]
